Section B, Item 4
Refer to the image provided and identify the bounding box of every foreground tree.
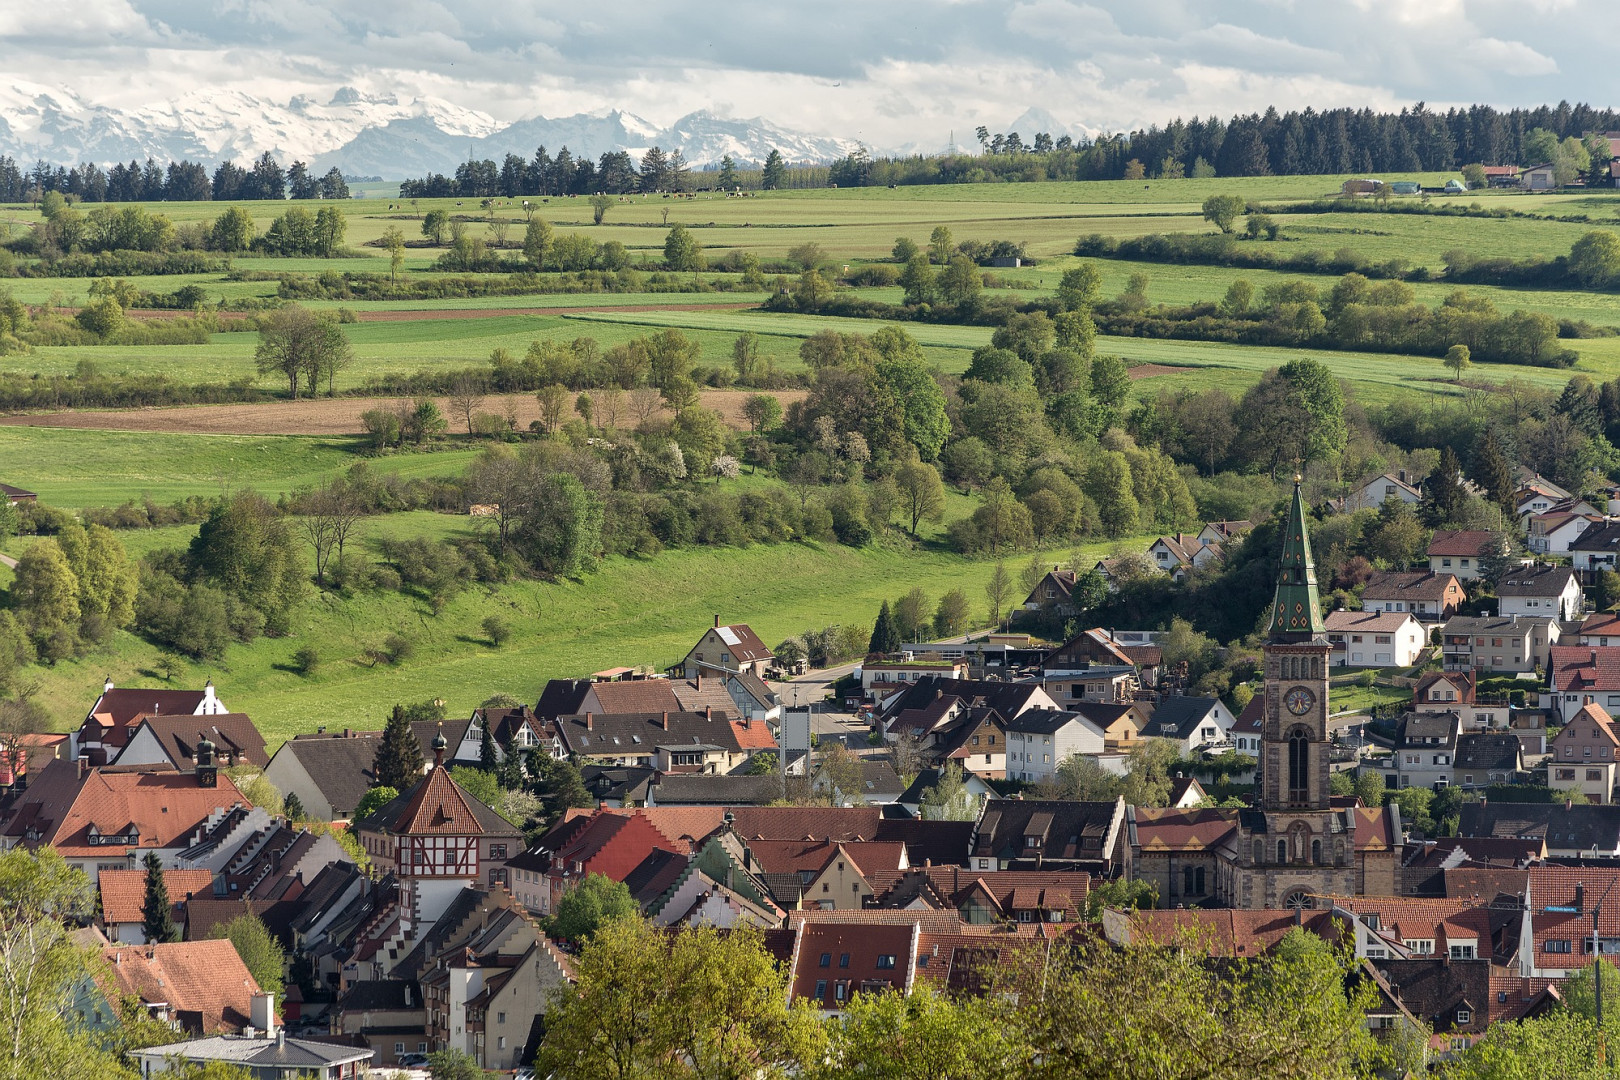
[373,705,425,791]
[140,851,178,944]
[209,912,284,1000]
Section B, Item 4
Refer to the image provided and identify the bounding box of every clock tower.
[1232,479,1359,909]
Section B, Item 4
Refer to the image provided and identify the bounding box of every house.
[351,736,524,924]
[785,915,923,1013]
[1519,866,1620,976]
[554,709,751,773]
[1071,701,1147,751]
[860,659,969,703]
[1003,709,1107,784]
[1458,801,1620,858]
[263,730,381,822]
[75,678,231,765]
[1392,711,1463,792]
[472,704,555,760]
[464,935,574,1070]
[1544,645,1620,723]
[878,677,1058,736]
[1230,696,1263,758]
[1547,702,1620,804]
[717,671,783,726]
[1036,664,1139,707]
[1427,531,1501,581]
[744,837,907,910]
[1146,533,1221,579]
[114,713,269,772]
[1569,521,1620,575]
[1527,511,1600,555]
[812,759,905,806]
[1043,627,1163,689]
[924,707,1008,780]
[1440,615,1559,673]
[968,797,1130,876]
[1344,471,1423,511]
[329,980,427,1068]
[0,758,250,884]
[1452,733,1524,788]
[1496,564,1583,621]
[1141,696,1235,753]
[1513,480,1575,521]
[1198,520,1254,547]
[648,774,785,806]
[0,482,36,504]
[1324,610,1426,668]
[1481,165,1520,187]
[1579,612,1620,646]
[130,1032,372,1078]
[682,618,774,679]
[894,768,996,819]
[98,868,215,944]
[1359,571,1465,621]
[1410,671,1509,729]
[1020,566,1083,615]
[96,940,267,1036]
[1519,162,1559,190]
[514,808,683,917]
[1168,774,1208,808]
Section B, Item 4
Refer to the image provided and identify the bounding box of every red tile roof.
[1119,908,1349,956]
[711,624,773,664]
[1361,571,1461,602]
[589,680,684,714]
[1548,646,1620,693]
[729,718,777,750]
[745,839,907,878]
[390,766,489,835]
[787,919,919,1008]
[1231,694,1264,734]
[101,939,262,1035]
[1,759,249,858]
[1133,807,1240,852]
[100,868,215,928]
[1427,530,1497,558]
[1581,613,1620,638]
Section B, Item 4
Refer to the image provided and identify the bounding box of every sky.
[5,0,1617,149]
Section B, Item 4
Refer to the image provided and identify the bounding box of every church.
[1131,483,1404,909]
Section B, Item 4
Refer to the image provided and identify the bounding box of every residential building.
[1410,671,1509,729]
[1036,664,1139,706]
[879,677,1058,736]
[112,713,268,774]
[1452,732,1524,788]
[1441,615,1559,673]
[1003,709,1107,784]
[1071,701,1147,751]
[860,659,969,703]
[130,1033,371,1078]
[1459,801,1620,858]
[744,837,907,911]
[513,808,682,917]
[96,940,267,1036]
[1230,696,1263,758]
[969,797,1130,876]
[1020,566,1084,616]
[1544,645,1620,723]
[75,679,230,765]
[1324,610,1426,668]
[1197,520,1254,547]
[1147,533,1221,579]
[464,936,574,1070]
[1358,571,1465,621]
[263,730,381,822]
[1343,471,1423,511]
[554,709,751,772]
[682,618,774,679]
[1527,511,1600,555]
[0,482,36,504]
[329,980,427,1068]
[1141,696,1235,753]
[1578,612,1620,646]
[1546,702,1620,804]
[98,868,214,944]
[1569,521,1620,575]
[351,733,523,926]
[893,768,997,819]
[1427,531,1501,581]
[1496,564,1583,621]
[1392,711,1463,791]
[0,758,250,883]
[1044,627,1163,687]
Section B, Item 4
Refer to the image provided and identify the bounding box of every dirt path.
[0,388,807,437]
[0,554,14,570]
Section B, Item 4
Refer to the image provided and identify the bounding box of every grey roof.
[1145,697,1223,740]
[652,774,784,806]
[1570,522,1620,553]
[557,711,743,757]
[336,979,417,1013]
[1005,708,1102,737]
[580,765,657,803]
[271,733,380,817]
[728,670,781,709]
[1396,711,1462,747]
[897,769,946,806]
[972,798,1124,869]
[1443,615,1555,635]
[133,1034,371,1068]
[1496,565,1576,598]
[1454,733,1523,772]
[880,677,1047,724]
[1459,801,1620,849]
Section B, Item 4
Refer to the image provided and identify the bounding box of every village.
[6,467,1620,1076]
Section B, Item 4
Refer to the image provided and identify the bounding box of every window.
[1545,939,1572,954]
[419,1043,428,1053]
[1590,770,1605,782]
[394,1043,405,1055]
[498,1036,507,1050]
[1404,939,1435,954]
[489,844,506,859]
[1288,727,1310,804]
[875,955,897,969]
[814,980,827,1000]
[839,953,849,968]
[822,883,829,893]
[834,983,846,1001]
[1456,1009,1472,1025]
[819,953,831,968]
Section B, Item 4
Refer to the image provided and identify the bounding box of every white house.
[1427,531,1502,582]
[1527,512,1601,556]
[1570,523,1620,575]
[1496,565,1583,622]
[1343,471,1422,511]
[1358,571,1465,622]
[1324,610,1427,668]
[1141,697,1236,754]
[1004,709,1107,784]
[1146,534,1219,579]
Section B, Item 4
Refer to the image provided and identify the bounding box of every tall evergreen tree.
[373,705,425,790]
[140,851,177,944]
[868,600,901,656]
[1472,429,1516,514]
[1423,446,1466,526]
[479,721,498,773]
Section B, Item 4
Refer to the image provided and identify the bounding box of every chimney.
[1567,799,1575,812]
[585,712,594,731]
[705,705,713,721]
[696,673,703,691]
[103,677,114,694]
[661,711,669,730]
[276,1028,285,1049]
[1577,883,1586,911]
[249,991,275,1034]
[714,614,721,628]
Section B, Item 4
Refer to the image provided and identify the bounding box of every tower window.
[1288,727,1310,805]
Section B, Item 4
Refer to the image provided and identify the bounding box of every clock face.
[1284,687,1315,715]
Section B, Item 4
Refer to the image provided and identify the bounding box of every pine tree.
[1423,446,1465,526]
[868,600,900,656]
[283,792,305,822]
[373,705,425,790]
[1472,429,1515,514]
[141,851,177,944]
[479,721,498,773]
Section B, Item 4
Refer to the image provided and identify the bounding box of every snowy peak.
[0,83,858,177]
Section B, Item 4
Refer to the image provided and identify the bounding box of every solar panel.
[716,626,741,646]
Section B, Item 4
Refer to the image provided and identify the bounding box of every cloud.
[3,0,1614,153]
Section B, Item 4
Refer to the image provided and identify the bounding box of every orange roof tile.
[4,760,249,858]
[99,869,215,927]
[391,766,484,835]
[730,718,778,750]
[101,939,261,1035]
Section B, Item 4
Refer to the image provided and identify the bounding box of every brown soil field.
[1126,363,1192,379]
[0,388,807,437]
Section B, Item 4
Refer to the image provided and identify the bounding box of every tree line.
[398,145,797,199]
[0,151,349,203]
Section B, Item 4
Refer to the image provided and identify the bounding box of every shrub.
[291,646,320,676]
[482,615,511,647]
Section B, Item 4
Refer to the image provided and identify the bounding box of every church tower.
[1232,480,1359,909]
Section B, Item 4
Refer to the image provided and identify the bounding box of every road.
[781,633,979,738]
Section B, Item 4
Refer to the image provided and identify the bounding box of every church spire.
[1268,479,1324,639]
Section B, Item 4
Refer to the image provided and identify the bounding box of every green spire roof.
[1269,480,1324,639]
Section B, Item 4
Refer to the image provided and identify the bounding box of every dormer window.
[1456,1008,1471,1025]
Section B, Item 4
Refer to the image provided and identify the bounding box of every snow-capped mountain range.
[0,82,866,177]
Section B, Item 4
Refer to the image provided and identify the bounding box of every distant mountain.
[0,82,862,178]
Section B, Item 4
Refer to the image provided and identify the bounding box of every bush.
[482,615,511,647]
[291,646,320,676]
[381,633,414,665]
